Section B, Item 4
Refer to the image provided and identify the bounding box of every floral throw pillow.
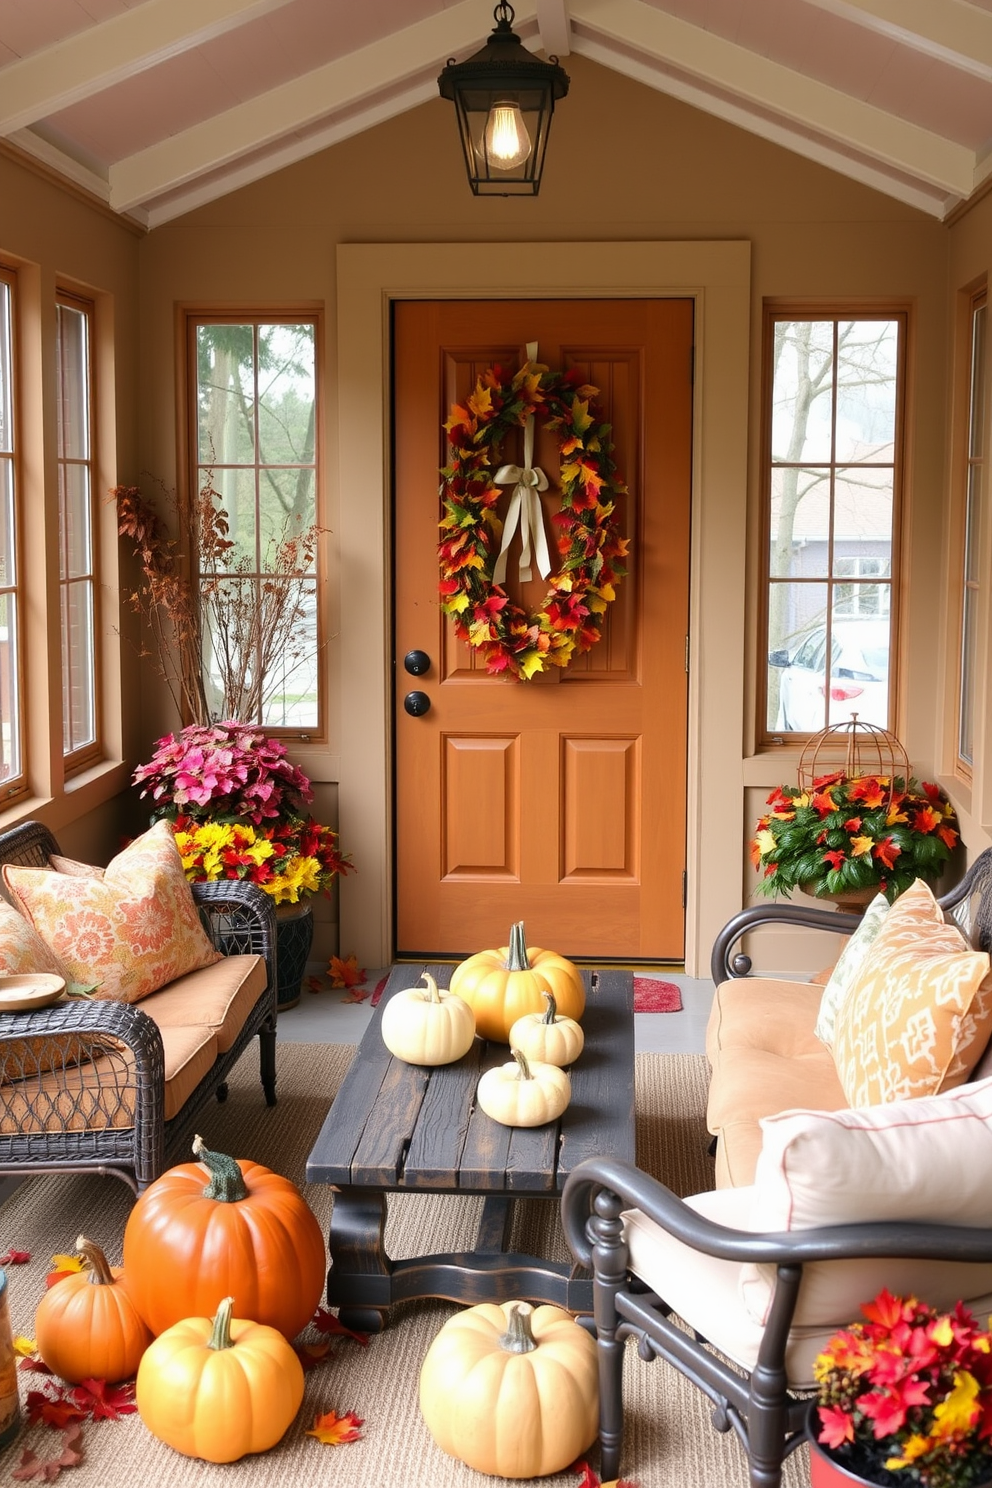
[2,821,221,1004]
[0,899,66,978]
[832,878,992,1106]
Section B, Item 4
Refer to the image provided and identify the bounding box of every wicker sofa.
[0,820,277,1192]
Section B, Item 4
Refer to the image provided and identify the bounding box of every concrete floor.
[277,969,715,1054]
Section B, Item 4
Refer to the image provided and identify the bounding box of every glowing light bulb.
[484,102,532,170]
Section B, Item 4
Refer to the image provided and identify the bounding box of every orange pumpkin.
[122,1135,326,1340]
[34,1235,152,1384]
[136,1296,304,1462]
[449,922,586,1042]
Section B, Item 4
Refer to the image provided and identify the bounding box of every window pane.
[965,463,981,584]
[56,305,90,461]
[197,325,255,465]
[771,322,834,464]
[834,320,898,464]
[767,581,829,732]
[257,324,316,466]
[0,460,14,589]
[769,468,831,578]
[0,284,11,456]
[0,592,19,783]
[61,580,94,753]
[832,467,893,579]
[261,579,318,730]
[60,464,91,578]
[970,305,986,460]
[960,588,976,766]
[201,468,256,567]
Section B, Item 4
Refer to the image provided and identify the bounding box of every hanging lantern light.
[438,1,570,196]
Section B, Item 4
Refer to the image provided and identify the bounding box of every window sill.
[0,758,131,838]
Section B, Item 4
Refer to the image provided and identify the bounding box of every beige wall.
[1,54,965,971]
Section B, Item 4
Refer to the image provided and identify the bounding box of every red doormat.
[371,974,682,1013]
[633,977,683,1013]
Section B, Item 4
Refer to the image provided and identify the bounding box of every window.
[0,270,23,791]
[190,318,319,732]
[56,292,98,763]
[957,288,986,773]
[763,312,904,738]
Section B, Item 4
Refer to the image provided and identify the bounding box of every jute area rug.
[0,1045,810,1488]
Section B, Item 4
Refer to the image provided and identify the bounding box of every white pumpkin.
[508,990,584,1068]
[381,972,477,1066]
[476,1049,571,1127]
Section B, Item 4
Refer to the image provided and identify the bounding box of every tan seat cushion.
[706,978,845,1187]
[139,955,266,1054]
[0,1023,218,1133]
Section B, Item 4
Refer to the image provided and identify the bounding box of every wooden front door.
[393,299,693,961]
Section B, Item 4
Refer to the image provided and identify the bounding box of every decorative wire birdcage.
[797,714,910,802]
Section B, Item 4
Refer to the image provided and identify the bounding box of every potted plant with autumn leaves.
[133,722,352,1009]
[751,771,960,912]
[808,1288,992,1488]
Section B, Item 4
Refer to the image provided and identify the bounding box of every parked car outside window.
[769,618,890,733]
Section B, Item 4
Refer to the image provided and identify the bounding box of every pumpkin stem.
[193,1134,248,1203]
[76,1235,115,1286]
[540,990,558,1025]
[422,972,440,1003]
[207,1296,236,1351]
[511,1048,533,1081]
[505,921,531,973]
[498,1302,538,1354]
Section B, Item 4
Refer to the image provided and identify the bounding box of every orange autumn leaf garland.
[438,359,629,681]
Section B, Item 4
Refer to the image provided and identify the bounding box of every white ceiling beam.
[799,0,992,84]
[109,0,535,212]
[536,0,572,57]
[0,0,297,135]
[569,0,976,197]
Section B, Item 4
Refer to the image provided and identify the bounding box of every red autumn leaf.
[305,1409,364,1445]
[572,1461,600,1488]
[328,954,366,989]
[312,1307,369,1345]
[12,1424,84,1480]
[305,975,327,995]
[0,1248,30,1265]
[43,1271,75,1291]
[25,1391,87,1429]
[340,986,370,1004]
[19,1357,53,1374]
[65,1378,136,1422]
[293,1340,333,1372]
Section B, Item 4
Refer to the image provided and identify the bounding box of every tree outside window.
[193,319,319,731]
[764,314,903,737]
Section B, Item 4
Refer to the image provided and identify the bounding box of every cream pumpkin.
[476,1048,571,1126]
[449,921,585,1042]
[508,990,584,1068]
[380,971,476,1065]
[419,1300,599,1478]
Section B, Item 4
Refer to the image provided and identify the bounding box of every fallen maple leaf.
[12,1424,83,1480]
[305,975,327,995]
[14,1336,37,1356]
[312,1307,369,1345]
[65,1379,136,1422]
[571,1464,639,1488]
[328,954,366,989]
[340,985,370,1004]
[19,1357,53,1374]
[43,1272,75,1291]
[25,1392,87,1430]
[49,1254,83,1276]
[293,1340,333,1372]
[0,1248,30,1265]
[305,1409,363,1445]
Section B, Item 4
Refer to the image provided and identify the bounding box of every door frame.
[336,241,751,976]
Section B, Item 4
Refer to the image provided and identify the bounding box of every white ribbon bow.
[492,342,552,585]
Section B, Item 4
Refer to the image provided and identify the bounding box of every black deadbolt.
[404,690,431,717]
[404,649,431,676]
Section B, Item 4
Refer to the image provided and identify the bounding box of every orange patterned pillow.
[2,821,221,1004]
[832,879,992,1107]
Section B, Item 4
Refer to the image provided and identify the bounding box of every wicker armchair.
[0,820,277,1192]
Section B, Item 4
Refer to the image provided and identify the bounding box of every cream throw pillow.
[739,1079,992,1327]
[814,891,889,1049]
[832,878,992,1106]
[3,820,221,1004]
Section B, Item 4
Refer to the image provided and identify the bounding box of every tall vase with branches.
[113,476,319,727]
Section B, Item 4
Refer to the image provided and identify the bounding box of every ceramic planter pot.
[807,1419,992,1488]
[274,899,314,1011]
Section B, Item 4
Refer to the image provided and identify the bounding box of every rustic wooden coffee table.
[305,964,634,1331]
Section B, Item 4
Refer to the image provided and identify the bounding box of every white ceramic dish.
[0,974,66,1013]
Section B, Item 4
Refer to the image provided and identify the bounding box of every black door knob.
[404,691,431,717]
[404,649,431,676]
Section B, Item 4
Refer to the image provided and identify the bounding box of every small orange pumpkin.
[34,1235,152,1384]
[136,1295,304,1462]
[449,921,585,1042]
[122,1135,326,1340]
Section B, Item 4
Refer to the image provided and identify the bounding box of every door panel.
[393,299,692,960]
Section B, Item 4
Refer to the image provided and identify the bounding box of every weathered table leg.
[325,1188,392,1333]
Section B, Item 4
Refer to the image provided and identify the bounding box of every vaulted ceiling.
[2,0,991,228]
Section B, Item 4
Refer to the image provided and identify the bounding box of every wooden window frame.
[181,307,325,740]
[758,300,908,748]
[952,283,987,785]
